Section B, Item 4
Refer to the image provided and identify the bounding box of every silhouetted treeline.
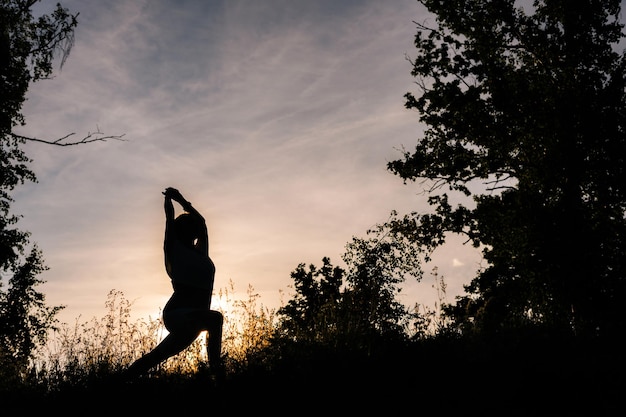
[2,1,626,415]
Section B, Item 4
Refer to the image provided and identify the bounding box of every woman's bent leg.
[206,310,224,366]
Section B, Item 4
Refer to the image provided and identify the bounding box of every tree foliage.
[341,218,422,342]
[0,246,63,386]
[388,0,626,338]
[277,257,344,345]
[1,0,78,382]
[276,220,422,354]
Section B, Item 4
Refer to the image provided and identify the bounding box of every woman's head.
[173,213,202,245]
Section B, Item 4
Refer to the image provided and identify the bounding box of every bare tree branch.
[12,127,126,146]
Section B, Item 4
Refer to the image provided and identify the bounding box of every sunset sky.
[13,0,483,326]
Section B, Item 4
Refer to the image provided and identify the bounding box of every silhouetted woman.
[124,187,223,378]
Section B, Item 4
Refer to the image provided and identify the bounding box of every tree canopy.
[388,0,626,338]
[1,0,78,383]
[276,220,422,355]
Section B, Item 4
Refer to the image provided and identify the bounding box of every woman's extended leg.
[123,330,199,379]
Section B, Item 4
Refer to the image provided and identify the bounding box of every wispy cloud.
[14,0,482,324]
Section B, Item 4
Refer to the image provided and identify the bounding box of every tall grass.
[217,280,277,367]
[13,272,448,397]
[29,281,279,391]
[32,289,162,387]
[408,267,452,339]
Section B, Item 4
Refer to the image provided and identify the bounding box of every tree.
[277,257,344,345]
[277,219,422,354]
[388,0,626,338]
[0,246,62,386]
[341,218,422,348]
[0,0,121,383]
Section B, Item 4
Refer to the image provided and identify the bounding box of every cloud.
[13,0,458,325]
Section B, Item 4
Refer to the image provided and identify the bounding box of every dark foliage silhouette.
[1,0,77,388]
[1,0,123,390]
[387,0,626,339]
[275,221,422,356]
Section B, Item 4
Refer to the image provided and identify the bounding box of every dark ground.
[3,337,623,416]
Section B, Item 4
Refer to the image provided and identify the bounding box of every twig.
[12,128,126,146]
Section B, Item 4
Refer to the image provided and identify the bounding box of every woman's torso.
[165,240,215,290]
[163,240,215,312]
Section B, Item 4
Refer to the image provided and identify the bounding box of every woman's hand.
[163,187,185,203]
